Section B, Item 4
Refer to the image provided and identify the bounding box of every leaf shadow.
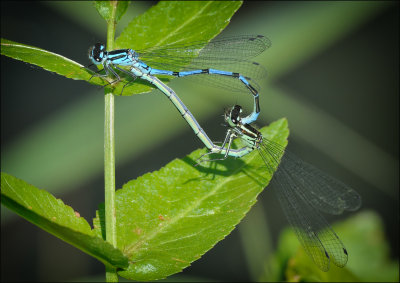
[181,152,272,189]
[181,154,245,180]
[97,203,106,240]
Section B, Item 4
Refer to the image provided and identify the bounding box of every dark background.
[1,1,398,281]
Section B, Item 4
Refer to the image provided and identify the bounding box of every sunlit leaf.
[93,119,289,281]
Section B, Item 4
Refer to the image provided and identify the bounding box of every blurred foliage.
[261,210,399,282]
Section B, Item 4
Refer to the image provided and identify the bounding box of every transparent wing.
[137,35,271,70]
[126,35,269,93]
[282,152,361,215]
[271,164,347,271]
[260,138,361,214]
[257,138,361,270]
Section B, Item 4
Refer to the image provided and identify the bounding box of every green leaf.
[112,0,243,96]
[0,38,105,86]
[93,1,130,23]
[93,118,289,281]
[0,172,129,269]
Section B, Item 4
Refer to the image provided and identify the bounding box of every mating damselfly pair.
[86,34,361,271]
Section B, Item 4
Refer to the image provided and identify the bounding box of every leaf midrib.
[123,139,268,257]
[3,176,32,209]
[1,40,83,67]
[147,1,213,50]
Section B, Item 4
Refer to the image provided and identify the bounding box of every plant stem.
[104,92,117,282]
[105,3,118,282]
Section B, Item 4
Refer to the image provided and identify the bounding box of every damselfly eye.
[94,42,105,52]
[89,43,105,62]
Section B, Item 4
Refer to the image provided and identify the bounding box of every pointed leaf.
[0,38,105,86]
[93,119,289,281]
[1,172,129,269]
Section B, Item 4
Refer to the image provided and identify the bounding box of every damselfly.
[88,35,270,124]
[198,104,361,271]
[115,73,263,157]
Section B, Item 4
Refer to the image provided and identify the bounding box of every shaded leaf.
[93,119,289,281]
[0,172,129,269]
[0,38,105,86]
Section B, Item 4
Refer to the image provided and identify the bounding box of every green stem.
[105,3,118,282]
[104,92,117,282]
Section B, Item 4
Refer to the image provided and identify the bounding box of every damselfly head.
[225,105,243,127]
[88,43,106,65]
